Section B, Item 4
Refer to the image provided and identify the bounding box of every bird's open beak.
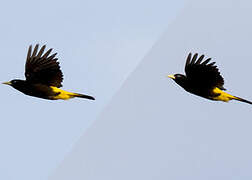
[167,74,175,79]
[2,81,12,85]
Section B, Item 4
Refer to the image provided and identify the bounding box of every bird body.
[168,53,252,104]
[3,44,95,101]
[212,87,236,102]
[49,86,95,100]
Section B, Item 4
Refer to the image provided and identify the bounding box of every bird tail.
[212,88,252,105]
[72,93,95,100]
[233,96,252,105]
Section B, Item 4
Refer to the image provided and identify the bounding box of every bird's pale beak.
[167,74,175,79]
[2,81,12,85]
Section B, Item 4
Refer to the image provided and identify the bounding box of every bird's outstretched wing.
[25,44,63,87]
[184,53,225,90]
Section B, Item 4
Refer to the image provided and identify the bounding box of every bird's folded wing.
[25,44,63,87]
[184,53,225,90]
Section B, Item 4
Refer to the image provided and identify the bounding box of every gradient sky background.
[0,0,185,179]
[50,0,252,179]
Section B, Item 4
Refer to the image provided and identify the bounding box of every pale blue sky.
[0,0,185,179]
[50,0,252,180]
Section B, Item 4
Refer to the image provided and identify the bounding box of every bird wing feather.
[184,53,225,90]
[25,44,63,87]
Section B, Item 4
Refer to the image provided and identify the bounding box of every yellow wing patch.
[50,86,78,100]
[212,87,238,102]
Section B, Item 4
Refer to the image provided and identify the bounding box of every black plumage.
[25,44,63,87]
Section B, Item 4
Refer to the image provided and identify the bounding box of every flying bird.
[168,53,252,104]
[3,44,95,100]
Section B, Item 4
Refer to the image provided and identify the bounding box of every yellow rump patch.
[50,86,78,100]
[212,87,238,102]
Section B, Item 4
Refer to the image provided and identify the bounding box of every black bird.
[168,53,252,104]
[3,44,95,100]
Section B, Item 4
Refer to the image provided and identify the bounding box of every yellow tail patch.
[50,86,78,100]
[212,87,238,102]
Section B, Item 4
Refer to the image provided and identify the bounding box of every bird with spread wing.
[168,53,252,104]
[3,44,95,100]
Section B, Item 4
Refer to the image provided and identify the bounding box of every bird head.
[167,74,187,88]
[2,79,26,88]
